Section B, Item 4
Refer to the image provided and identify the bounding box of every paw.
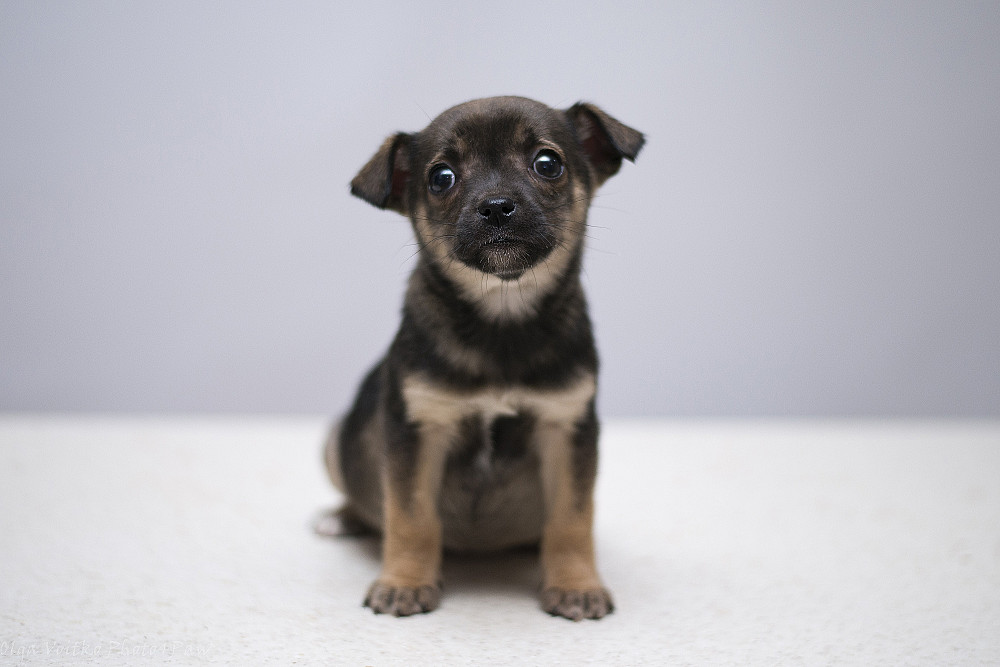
[313,506,376,538]
[541,587,614,621]
[364,581,442,617]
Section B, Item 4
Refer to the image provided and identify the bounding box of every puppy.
[323,96,643,620]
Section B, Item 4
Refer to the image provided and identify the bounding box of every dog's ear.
[350,132,412,215]
[566,103,644,186]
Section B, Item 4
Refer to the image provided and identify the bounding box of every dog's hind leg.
[316,416,382,538]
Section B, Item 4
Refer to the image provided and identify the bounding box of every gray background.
[2,2,998,417]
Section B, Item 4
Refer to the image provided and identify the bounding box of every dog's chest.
[402,377,595,551]
[448,408,531,478]
[439,409,544,551]
[402,375,597,429]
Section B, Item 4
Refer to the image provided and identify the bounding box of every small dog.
[323,96,643,620]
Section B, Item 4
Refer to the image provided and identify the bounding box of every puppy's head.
[351,96,643,315]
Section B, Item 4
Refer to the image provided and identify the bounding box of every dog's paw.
[313,506,376,538]
[364,581,442,617]
[541,587,614,621]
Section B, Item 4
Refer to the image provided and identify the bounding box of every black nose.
[477,197,516,226]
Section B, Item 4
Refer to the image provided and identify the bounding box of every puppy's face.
[409,98,590,280]
[351,97,643,309]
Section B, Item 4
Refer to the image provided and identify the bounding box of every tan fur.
[402,372,596,426]
[538,421,601,590]
[323,420,344,493]
[378,458,445,588]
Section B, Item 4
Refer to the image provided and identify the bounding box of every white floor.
[1,417,998,665]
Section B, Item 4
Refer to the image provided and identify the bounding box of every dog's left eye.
[532,150,564,179]
[429,165,456,193]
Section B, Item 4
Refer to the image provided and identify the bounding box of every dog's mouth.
[481,234,520,248]
[476,235,536,279]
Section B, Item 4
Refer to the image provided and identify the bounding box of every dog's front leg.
[537,413,613,620]
[365,420,451,616]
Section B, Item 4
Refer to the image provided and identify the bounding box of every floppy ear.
[350,132,412,215]
[565,103,644,186]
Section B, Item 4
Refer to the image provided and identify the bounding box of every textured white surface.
[1,417,998,665]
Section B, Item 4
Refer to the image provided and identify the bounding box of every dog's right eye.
[532,149,564,179]
[429,165,456,194]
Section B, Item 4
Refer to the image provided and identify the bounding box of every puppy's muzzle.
[454,192,554,279]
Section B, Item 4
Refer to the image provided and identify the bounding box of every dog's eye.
[429,165,456,193]
[532,150,564,179]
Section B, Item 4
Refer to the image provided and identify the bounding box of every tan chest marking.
[401,373,596,432]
